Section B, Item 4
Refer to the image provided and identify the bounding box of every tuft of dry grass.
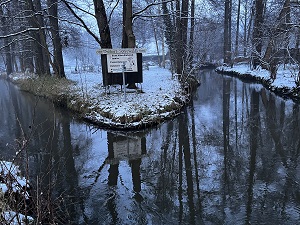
[18,76,75,100]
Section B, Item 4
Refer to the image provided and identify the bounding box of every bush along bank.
[216,65,300,103]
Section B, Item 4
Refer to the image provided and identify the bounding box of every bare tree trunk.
[33,0,50,75]
[175,0,182,75]
[22,39,34,73]
[234,0,241,57]
[26,0,51,76]
[11,42,19,72]
[252,0,264,69]
[162,1,176,72]
[152,18,161,66]
[122,0,136,88]
[181,0,189,66]
[161,32,165,68]
[0,7,13,75]
[93,0,112,48]
[189,0,195,67]
[243,0,248,57]
[47,0,65,78]
[224,0,232,65]
[122,0,136,48]
[158,4,165,68]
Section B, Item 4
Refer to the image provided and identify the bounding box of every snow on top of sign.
[97,48,146,55]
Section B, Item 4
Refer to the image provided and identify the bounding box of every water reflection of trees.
[3,72,300,224]
[142,71,300,224]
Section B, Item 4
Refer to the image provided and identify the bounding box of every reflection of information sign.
[107,53,137,73]
[113,138,141,158]
[106,132,147,164]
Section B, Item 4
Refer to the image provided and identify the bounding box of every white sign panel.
[107,53,138,73]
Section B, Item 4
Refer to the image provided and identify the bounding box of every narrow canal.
[1,69,300,225]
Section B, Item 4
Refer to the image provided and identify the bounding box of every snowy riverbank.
[0,161,34,224]
[7,66,188,130]
[216,64,300,102]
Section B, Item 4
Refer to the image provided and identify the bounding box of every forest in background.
[0,0,299,84]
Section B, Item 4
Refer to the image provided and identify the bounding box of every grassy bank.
[7,68,188,130]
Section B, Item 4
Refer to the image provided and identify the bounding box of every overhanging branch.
[132,0,175,18]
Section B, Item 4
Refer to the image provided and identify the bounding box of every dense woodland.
[0,0,300,84]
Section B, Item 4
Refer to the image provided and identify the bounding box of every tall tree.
[0,5,13,75]
[189,0,195,67]
[251,0,264,69]
[122,0,136,88]
[224,0,232,65]
[122,0,136,48]
[47,0,65,78]
[234,0,241,57]
[93,0,112,48]
[61,0,112,49]
[162,1,176,72]
[180,0,189,74]
[25,0,51,76]
[175,0,182,75]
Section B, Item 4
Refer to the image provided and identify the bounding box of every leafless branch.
[0,27,47,39]
[132,0,175,18]
[61,0,101,45]
[61,0,96,18]
[107,0,120,24]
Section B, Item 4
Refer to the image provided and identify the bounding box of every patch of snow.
[1,211,34,225]
[217,64,299,89]
[0,161,33,224]
[67,65,187,128]
[0,161,30,198]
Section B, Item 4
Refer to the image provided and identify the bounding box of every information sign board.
[107,53,137,73]
[97,48,145,86]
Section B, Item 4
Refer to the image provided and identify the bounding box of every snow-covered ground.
[66,65,187,129]
[7,65,187,129]
[217,64,299,88]
[216,63,300,100]
[0,161,34,225]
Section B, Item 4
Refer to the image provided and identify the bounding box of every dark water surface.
[1,70,300,225]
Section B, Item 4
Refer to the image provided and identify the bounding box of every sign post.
[122,63,126,101]
[97,48,146,87]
